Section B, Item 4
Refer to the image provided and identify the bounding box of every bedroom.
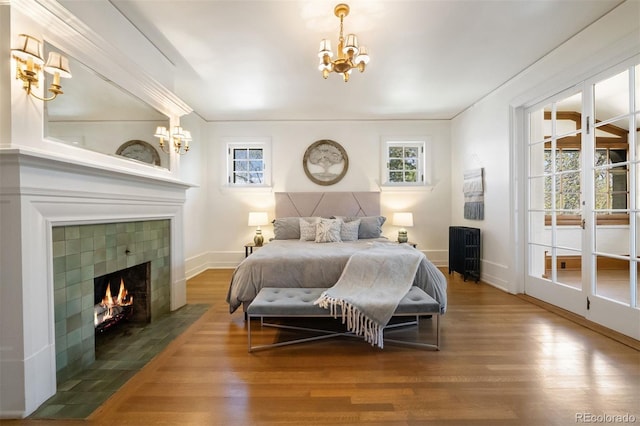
[1,0,639,421]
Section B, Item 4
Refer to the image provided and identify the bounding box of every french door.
[525,60,639,339]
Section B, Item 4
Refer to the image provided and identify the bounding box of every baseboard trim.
[517,294,640,351]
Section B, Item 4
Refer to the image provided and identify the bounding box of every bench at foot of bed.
[246,287,440,352]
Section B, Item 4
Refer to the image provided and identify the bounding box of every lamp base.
[254,230,264,247]
[397,230,408,243]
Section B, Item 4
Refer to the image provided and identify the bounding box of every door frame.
[511,55,640,340]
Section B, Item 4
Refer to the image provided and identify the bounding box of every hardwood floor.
[8,268,640,425]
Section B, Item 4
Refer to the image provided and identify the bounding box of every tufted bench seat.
[246,287,440,352]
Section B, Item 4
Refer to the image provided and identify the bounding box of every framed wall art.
[302,139,349,186]
[116,140,162,166]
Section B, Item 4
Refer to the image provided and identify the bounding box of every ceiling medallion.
[317,3,370,82]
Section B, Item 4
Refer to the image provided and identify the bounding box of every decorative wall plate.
[303,139,349,186]
[116,140,161,166]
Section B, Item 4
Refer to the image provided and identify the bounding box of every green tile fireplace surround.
[52,220,171,384]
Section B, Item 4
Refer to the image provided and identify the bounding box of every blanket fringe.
[314,294,385,348]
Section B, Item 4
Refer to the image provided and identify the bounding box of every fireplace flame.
[95,278,134,328]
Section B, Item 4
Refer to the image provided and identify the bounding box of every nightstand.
[399,241,417,248]
[245,242,266,257]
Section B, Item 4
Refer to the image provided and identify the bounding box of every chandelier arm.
[24,82,60,102]
[158,138,171,154]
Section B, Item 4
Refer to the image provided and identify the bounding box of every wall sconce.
[392,212,413,243]
[154,126,191,155]
[248,212,269,246]
[11,34,72,102]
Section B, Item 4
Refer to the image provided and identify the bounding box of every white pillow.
[315,218,342,243]
[340,218,360,241]
[299,218,319,241]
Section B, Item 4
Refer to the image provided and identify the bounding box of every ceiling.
[101,1,624,121]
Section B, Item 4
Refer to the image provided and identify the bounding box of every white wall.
[0,4,10,147]
[182,119,451,273]
[178,112,211,278]
[451,0,640,293]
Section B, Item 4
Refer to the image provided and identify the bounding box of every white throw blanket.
[314,242,425,348]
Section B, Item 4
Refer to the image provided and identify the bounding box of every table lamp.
[392,212,413,243]
[248,212,269,246]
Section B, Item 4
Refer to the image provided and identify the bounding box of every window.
[225,139,271,187]
[542,114,629,225]
[383,140,428,186]
[595,148,628,210]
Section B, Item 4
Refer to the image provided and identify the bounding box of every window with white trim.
[383,140,428,186]
[226,139,271,187]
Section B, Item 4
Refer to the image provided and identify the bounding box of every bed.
[226,192,447,315]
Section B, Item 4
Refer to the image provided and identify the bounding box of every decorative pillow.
[315,218,342,243]
[272,217,301,240]
[340,218,360,241]
[336,216,386,239]
[273,217,320,240]
[299,217,320,241]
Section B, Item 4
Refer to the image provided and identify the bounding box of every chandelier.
[318,3,369,82]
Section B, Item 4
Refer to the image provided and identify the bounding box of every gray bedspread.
[226,239,447,314]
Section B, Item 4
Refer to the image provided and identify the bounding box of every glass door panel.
[592,68,633,306]
[594,69,629,121]
[595,255,631,304]
[526,90,585,314]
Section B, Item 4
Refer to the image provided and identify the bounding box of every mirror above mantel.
[43,43,171,170]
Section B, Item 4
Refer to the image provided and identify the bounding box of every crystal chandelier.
[318,3,370,82]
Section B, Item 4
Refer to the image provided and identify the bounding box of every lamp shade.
[12,34,44,65]
[355,46,370,64]
[392,212,414,228]
[43,52,72,78]
[248,212,269,227]
[343,34,359,54]
[154,126,169,138]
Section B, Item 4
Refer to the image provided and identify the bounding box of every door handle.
[581,219,585,229]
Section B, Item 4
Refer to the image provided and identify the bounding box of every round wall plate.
[303,139,349,186]
[116,140,161,166]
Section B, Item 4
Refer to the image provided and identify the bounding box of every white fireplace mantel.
[0,148,194,418]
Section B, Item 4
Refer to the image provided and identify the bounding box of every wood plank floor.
[8,268,640,426]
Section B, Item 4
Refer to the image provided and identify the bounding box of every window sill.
[219,185,273,193]
[379,184,434,192]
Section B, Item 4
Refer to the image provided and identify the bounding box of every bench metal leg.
[248,314,439,352]
[384,314,439,351]
[248,316,355,352]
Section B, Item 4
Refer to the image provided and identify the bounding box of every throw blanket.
[463,168,484,220]
[314,243,425,348]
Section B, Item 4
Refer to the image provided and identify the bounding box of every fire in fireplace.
[94,278,134,331]
[94,262,151,333]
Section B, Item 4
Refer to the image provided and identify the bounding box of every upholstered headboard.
[275,192,380,218]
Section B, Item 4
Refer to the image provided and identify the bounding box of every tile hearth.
[29,304,209,420]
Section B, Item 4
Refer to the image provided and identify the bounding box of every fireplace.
[53,220,172,385]
[0,148,190,418]
[94,262,151,333]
